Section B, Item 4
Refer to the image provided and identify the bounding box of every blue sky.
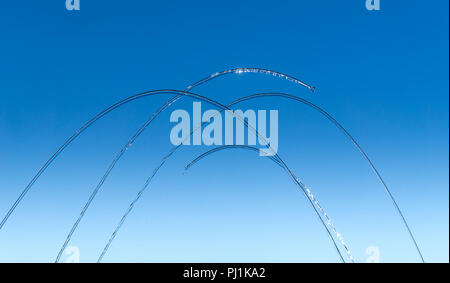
[0,1,448,262]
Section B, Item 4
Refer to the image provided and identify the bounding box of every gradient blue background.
[0,1,448,262]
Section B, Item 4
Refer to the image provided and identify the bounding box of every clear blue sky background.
[0,1,448,263]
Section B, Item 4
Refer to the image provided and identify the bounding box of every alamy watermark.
[365,246,380,263]
[66,0,80,11]
[169,102,279,156]
[65,1,380,12]
[365,0,380,11]
[64,246,80,263]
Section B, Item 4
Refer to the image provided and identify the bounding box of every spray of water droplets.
[298,179,354,262]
